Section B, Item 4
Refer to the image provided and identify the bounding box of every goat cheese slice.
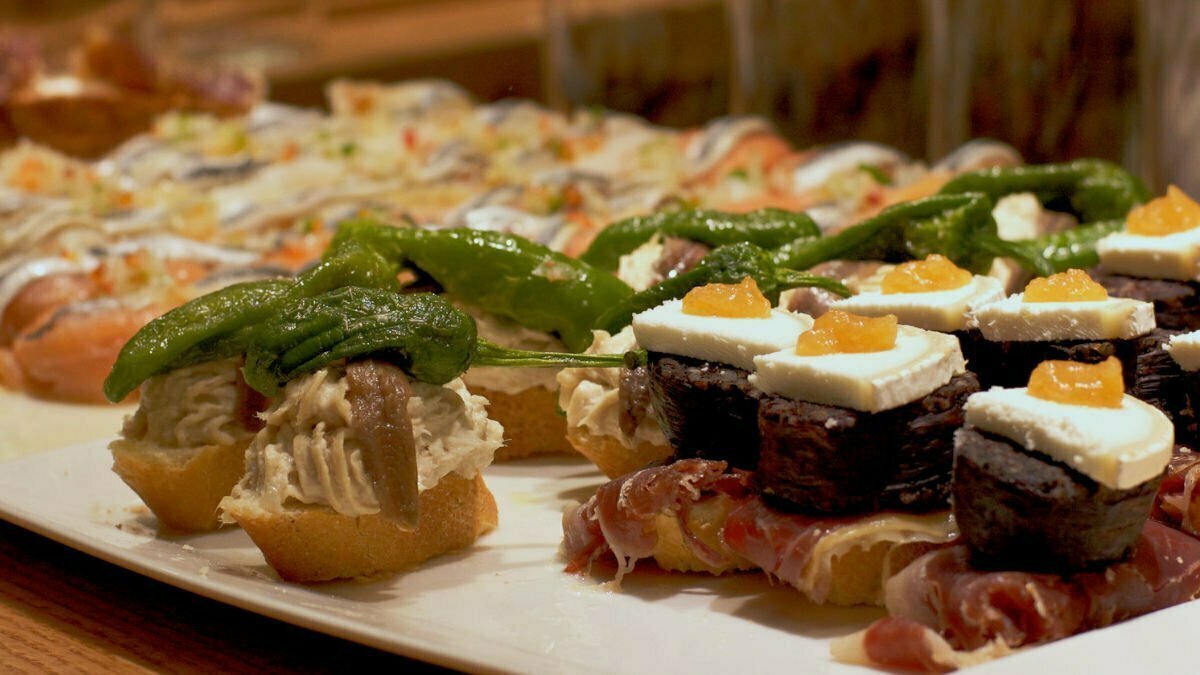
[832,275,1004,333]
[973,294,1155,342]
[964,387,1173,490]
[1097,228,1200,281]
[749,326,965,413]
[631,300,813,371]
[1166,330,1200,371]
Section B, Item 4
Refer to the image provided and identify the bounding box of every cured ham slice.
[722,496,953,605]
[835,520,1200,672]
[561,459,753,579]
[561,458,955,605]
[1152,449,1200,536]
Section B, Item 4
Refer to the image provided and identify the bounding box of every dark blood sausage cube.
[1093,272,1200,331]
[1133,328,1199,447]
[953,427,1163,573]
[757,372,980,515]
[646,352,763,470]
[966,337,1139,391]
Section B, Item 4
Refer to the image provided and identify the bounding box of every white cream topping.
[632,300,813,371]
[556,327,666,449]
[964,387,1173,489]
[1098,228,1200,281]
[831,275,1005,333]
[230,367,502,517]
[749,326,965,412]
[122,358,251,449]
[972,293,1155,342]
[1166,330,1200,371]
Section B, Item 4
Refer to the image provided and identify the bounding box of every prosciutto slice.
[839,520,1200,672]
[723,497,954,604]
[1152,449,1200,536]
[562,459,753,579]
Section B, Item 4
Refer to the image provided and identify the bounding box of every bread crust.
[565,426,673,478]
[224,473,498,582]
[475,386,571,460]
[110,437,248,533]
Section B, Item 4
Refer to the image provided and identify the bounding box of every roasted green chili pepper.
[938,159,1149,223]
[243,287,627,396]
[103,238,404,402]
[103,280,291,402]
[330,222,632,352]
[977,219,1125,276]
[595,242,850,333]
[772,193,998,273]
[579,208,820,271]
[287,236,402,299]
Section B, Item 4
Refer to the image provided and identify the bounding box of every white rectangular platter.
[0,441,1192,674]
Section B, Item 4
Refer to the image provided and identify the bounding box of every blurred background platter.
[2,0,1196,192]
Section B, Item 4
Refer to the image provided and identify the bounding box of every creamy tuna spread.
[231,366,502,517]
[122,358,251,449]
[1166,330,1200,371]
[988,193,1077,293]
[617,236,666,292]
[964,387,1173,490]
[556,327,666,448]
[454,300,565,394]
[832,275,1005,333]
[972,294,1155,342]
[750,326,965,413]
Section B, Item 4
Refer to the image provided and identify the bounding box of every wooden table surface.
[0,519,453,673]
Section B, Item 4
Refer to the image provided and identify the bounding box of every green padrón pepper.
[243,288,628,396]
[330,222,632,352]
[580,208,820,271]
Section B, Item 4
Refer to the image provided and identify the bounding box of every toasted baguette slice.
[565,426,672,478]
[224,473,497,583]
[476,386,571,461]
[110,437,248,533]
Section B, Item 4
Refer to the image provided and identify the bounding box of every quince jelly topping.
[1027,357,1124,408]
[795,310,898,355]
[881,254,973,294]
[681,276,772,318]
[1023,268,1108,303]
[1126,186,1200,236]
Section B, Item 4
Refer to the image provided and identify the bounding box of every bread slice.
[476,386,571,461]
[224,473,497,582]
[110,437,248,533]
[565,426,673,478]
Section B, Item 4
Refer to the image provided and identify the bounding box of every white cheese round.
[972,293,1155,342]
[831,275,1005,333]
[1098,228,1200,281]
[631,300,813,371]
[963,387,1173,490]
[748,326,965,413]
[1166,330,1200,371]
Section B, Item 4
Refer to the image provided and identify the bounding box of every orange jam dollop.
[681,276,772,318]
[881,254,973,294]
[1027,357,1124,408]
[1126,186,1200,236]
[795,310,898,355]
[1023,269,1108,303]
